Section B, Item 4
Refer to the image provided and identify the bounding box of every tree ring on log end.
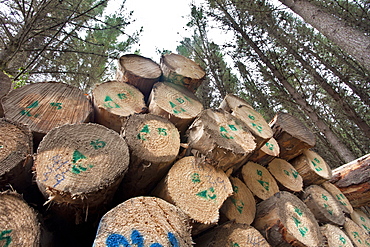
[35,123,129,206]
[267,158,303,192]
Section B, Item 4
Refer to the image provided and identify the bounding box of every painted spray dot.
[191,173,201,183]
[196,187,217,200]
[50,102,62,109]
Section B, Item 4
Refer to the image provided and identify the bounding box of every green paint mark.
[251,122,263,133]
[339,235,347,244]
[311,160,323,171]
[314,157,320,163]
[284,170,290,176]
[72,150,87,163]
[221,133,234,139]
[176,97,185,103]
[20,109,32,116]
[220,126,227,132]
[361,216,366,222]
[298,227,308,237]
[291,169,299,179]
[0,145,3,148]
[294,207,303,216]
[169,101,177,108]
[248,114,255,120]
[196,187,216,200]
[157,128,167,136]
[292,216,301,227]
[50,102,62,109]
[265,142,274,150]
[322,194,328,201]
[257,180,269,191]
[230,242,240,247]
[0,230,12,247]
[232,185,239,193]
[90,139,106,150]
[140,125,150,133]
[231,198,244,214]
[191,173,200,183]
[27,100,39,108]
[228,124,237,131]
[117,93,127,99]
[363,224,370,232]
[71,164,94,174]
[256,169,263,176]
[104,96,120,108]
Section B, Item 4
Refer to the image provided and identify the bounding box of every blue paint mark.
[106,233,130,247]
[168,232,179,247]
[131,230,144,247]
[105,230,179,247]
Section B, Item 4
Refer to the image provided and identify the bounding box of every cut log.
[321,181,353,215]
[152,156,233,231]
[343,217,370,247]
[119,113,180,199]
[220,94,273,149]
[0,191,41,247]
[2,82,93,143]
[194,221,270,247]
[269,112,316,160]
[267,158,303,192]
[93,196,192,247]
[187,109,256,172]
[330,154,370,208]
[92,80,147,133]
[0,71,12,117]
[219,93,253,112]
[220,176,256,225]
[148,81,204,135]
[249,137,280,166]
[302,185,345,226]
[34,123,129,223]
[160,53,206,93]
[116,54,162,100]
[320,224,354,247]
[291,149,332,186]
[253,191,324,247]
[241,161,280,200]
[0,119,33,192]
[351,209,370,234]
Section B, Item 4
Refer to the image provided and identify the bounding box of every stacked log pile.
[0,53,369,247]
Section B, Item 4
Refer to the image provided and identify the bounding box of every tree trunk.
[220,94,273,149]
[253,191,324,247]
[152,156,233,235]
[330,154,370,208]
[194,221,270,247]
[269,112,316,161]
[279,0,370,71]
[321,181,353,215]
[2,82,93,144]
[0,119,33,192]
[241,161,280,201]
[220,177,256,225]
[119,113,180,199]
[148,81,204,135]
[93,196,193,247]
[248,137,280,166]
[301,185,345,226]
[213,1,357,163]
[0,71,12,117]
[187,109,256,172]
[116,54,162,101]
[290,149,332,186]
[267,158,303,192]
[34,123,129,224]
[343,217,370,247]
[92,80,147,133]
[0,191,41,247]
[160,53,206,93]
[320,224,354,247]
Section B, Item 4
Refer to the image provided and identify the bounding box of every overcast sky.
[121,0,195,62]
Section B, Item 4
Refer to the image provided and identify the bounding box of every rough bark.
[0,71,12,117]
[279,0,370,71]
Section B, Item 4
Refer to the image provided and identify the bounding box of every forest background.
[0,0,369,168]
